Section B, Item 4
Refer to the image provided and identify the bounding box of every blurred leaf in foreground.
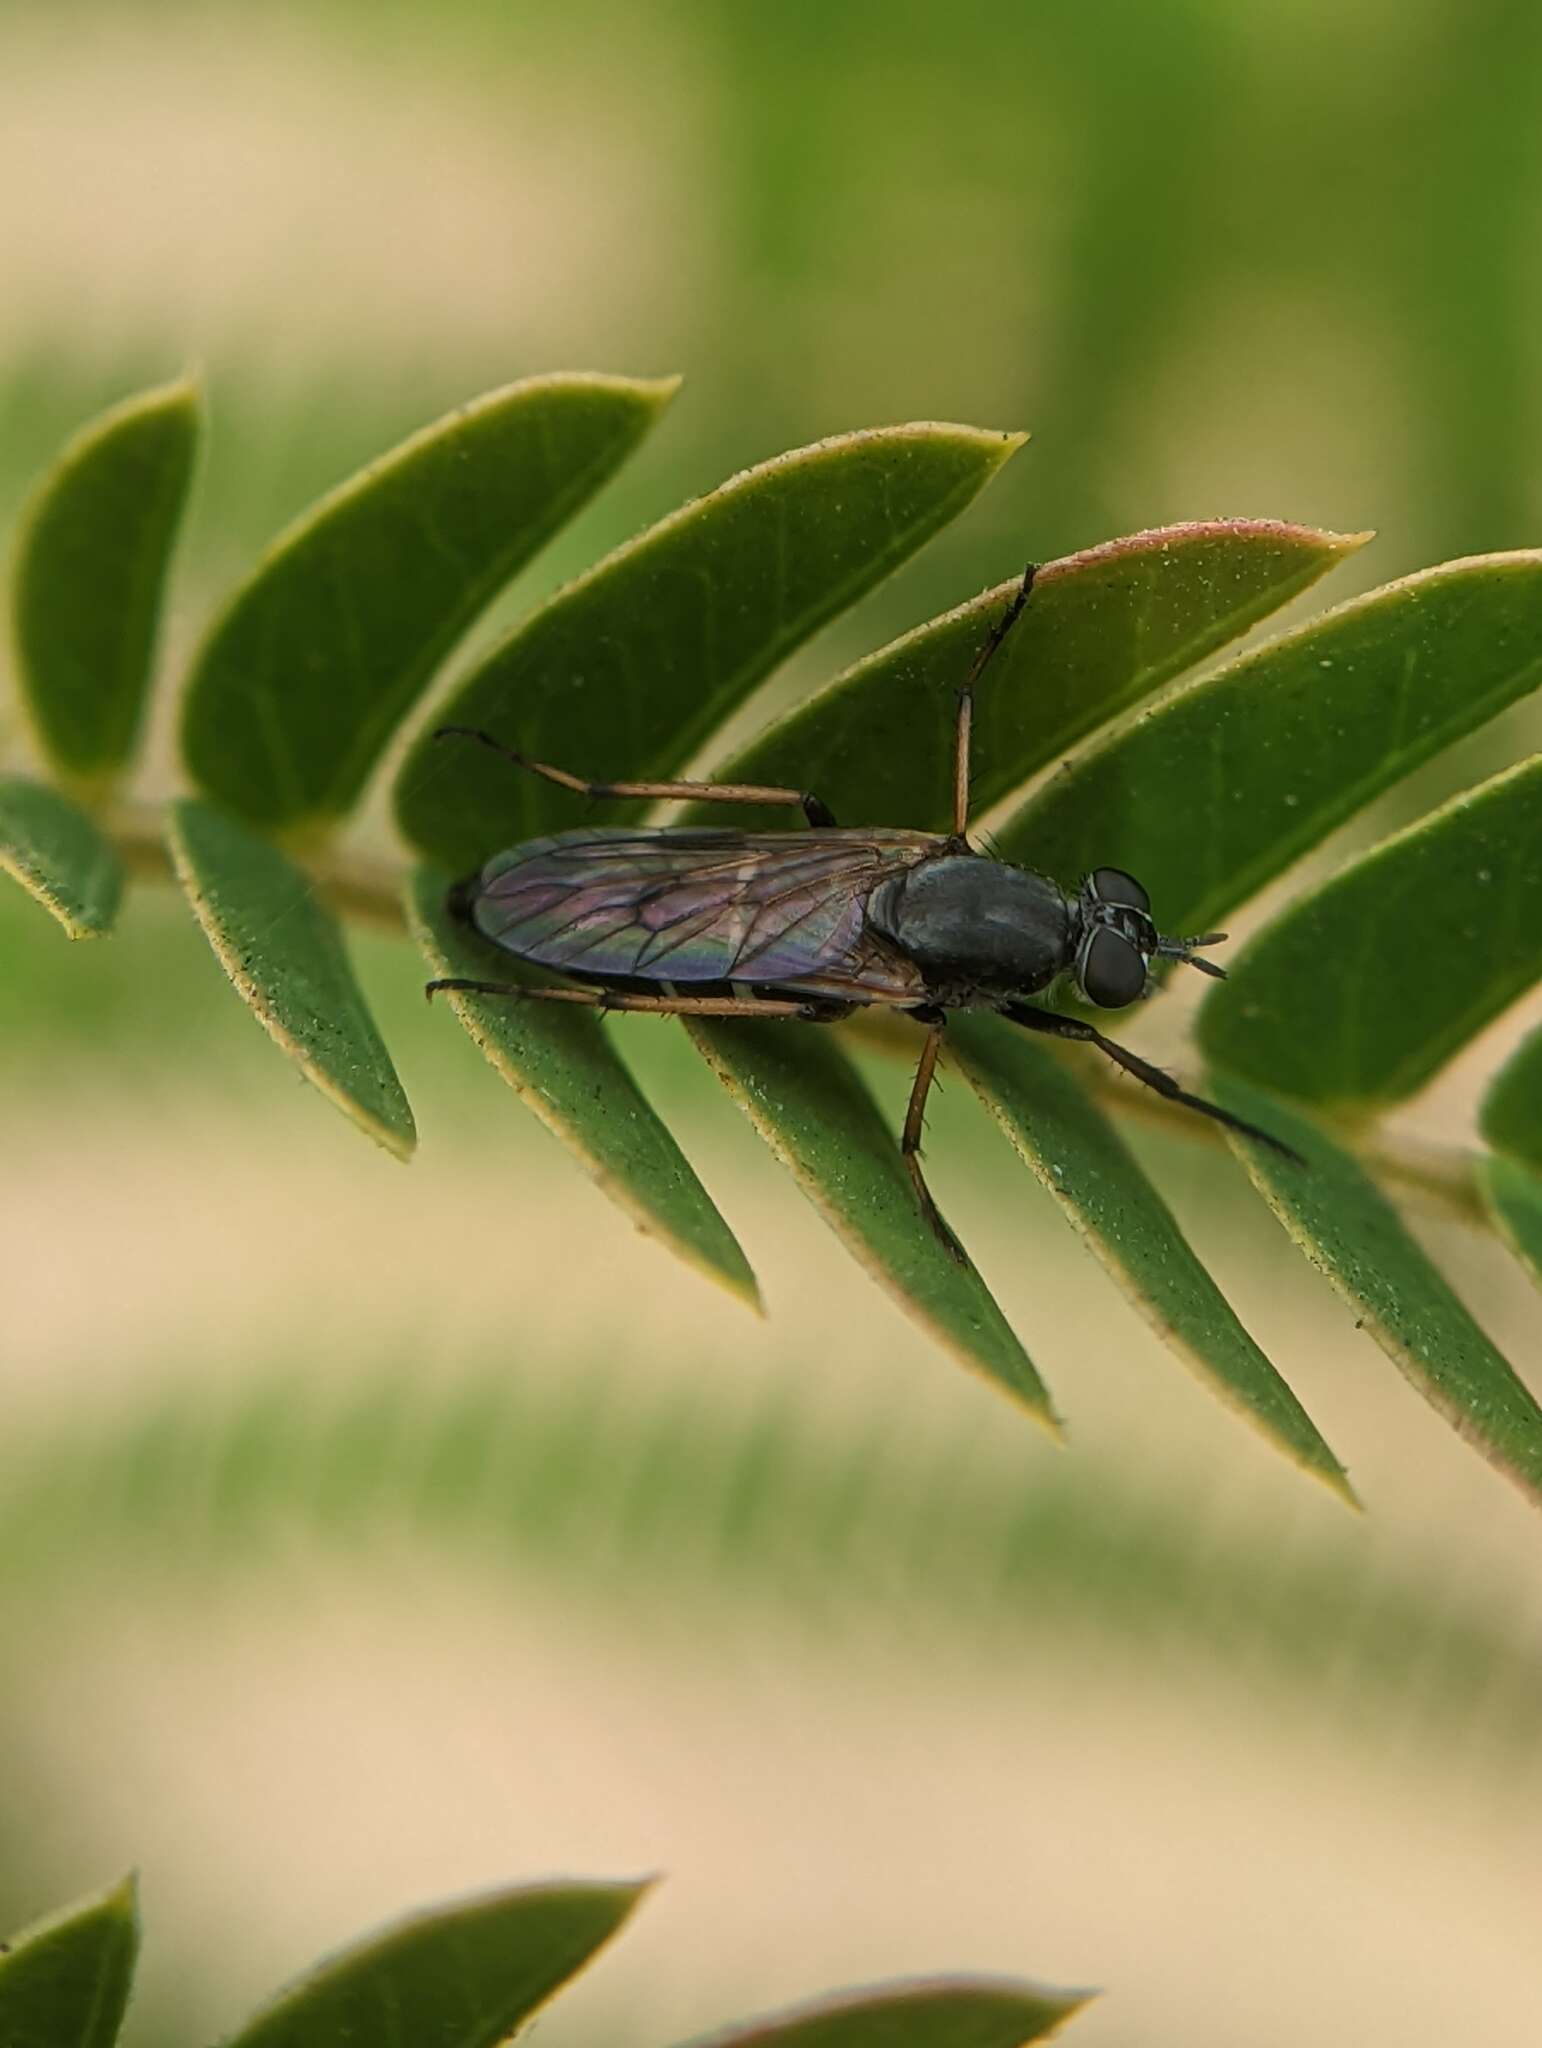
[0,1874,138,2048]
[0,778,124,938]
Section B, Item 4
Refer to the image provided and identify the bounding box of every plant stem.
[106,796,409,930]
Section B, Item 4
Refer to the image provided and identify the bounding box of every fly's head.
[1071,866,1228,1009]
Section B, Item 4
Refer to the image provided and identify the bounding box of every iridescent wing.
[466,826,940,1000]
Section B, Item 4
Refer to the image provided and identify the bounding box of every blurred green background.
[2,2,1540,2043]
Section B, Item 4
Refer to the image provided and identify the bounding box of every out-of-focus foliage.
[0,1877,1087,2048]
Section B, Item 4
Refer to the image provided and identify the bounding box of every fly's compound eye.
[1080,926,1148,1008]
[1089,866,1151,913]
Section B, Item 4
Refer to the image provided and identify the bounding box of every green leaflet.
[0,777,124,937]
[686,1017,1057,1430]
[1212,1074,1542,1508]
[1482,1018,1542,1174]
[996,551,1542,937]
[224,1878,650,2048]
[0,1874,138,2048]
[168,798,415,1160]
[948,1013,1351,1500]
[1479,1025,1542,1289]
[1199,755,1542,1107]
[182,373,676,832]
[685,1977,1094,2047]
[395,422,1025,873]
[408,865,759,1310]
[690,519,1366,834]
[10,376,199,792]
[1478,1152,1542,1292]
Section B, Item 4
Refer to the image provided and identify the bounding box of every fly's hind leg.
[901,1008,969,1265]
[425,977,837,1021]
[433,726,838,828]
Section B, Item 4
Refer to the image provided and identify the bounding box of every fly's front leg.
[950,560,1037,843]
[996,1000,1305,1164]
[900,1008,968,1265]
[433,726,838,827]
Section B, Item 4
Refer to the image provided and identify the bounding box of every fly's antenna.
[1156,929,1229,981]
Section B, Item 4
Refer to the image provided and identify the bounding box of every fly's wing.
[468,827,938,998]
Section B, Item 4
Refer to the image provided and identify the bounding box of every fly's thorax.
[868,854,1074,995]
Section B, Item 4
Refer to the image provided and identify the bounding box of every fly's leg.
[425,977,840,1021]
[434,726,838,828]
[951,560,1037,843]
[997,1001,1305,1164]
[900,1010,969,1265]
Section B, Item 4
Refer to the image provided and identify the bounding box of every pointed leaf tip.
[223,1875,650,2048]
[409,866,760,1311]
[169,799,416,1160]
[685,1016,1058,1431]
[949,1013,1351,1501]
[1213,1073,1542,1508]
[684,1972,1094,2047]
[0,1873,141,2048]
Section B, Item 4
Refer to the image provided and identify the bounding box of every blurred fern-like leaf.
[8,1355,1540,1772]
[4,376,1539,1503]
[0,1876,1089,2048]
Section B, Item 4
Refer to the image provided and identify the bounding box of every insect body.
[430,565,1295,1259]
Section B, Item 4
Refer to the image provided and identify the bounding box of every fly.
[428,564,1298,1261]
